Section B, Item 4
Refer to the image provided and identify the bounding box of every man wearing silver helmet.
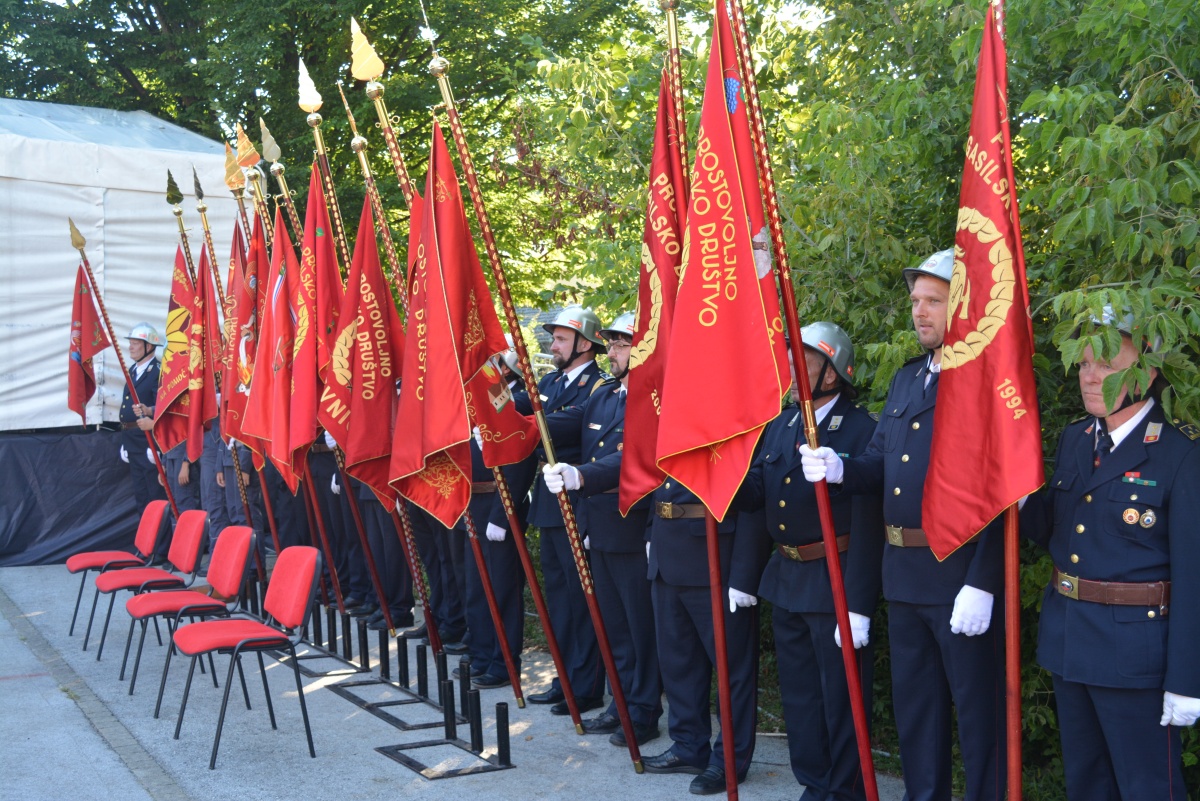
[117,323,167,513]
[800,251,1007,801]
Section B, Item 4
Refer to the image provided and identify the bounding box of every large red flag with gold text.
[153,247,196,456]
[221,214,266,465]
[655,0,787,522]
[924,7,1043,559]
[68,264,110,421]
[390,122,511,526]
[620,68,689,515]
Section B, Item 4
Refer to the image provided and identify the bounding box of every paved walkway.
[0,564,906,801]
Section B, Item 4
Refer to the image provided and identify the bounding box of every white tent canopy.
[0,98,240,430]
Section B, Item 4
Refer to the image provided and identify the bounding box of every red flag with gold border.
[68,264,110,421]
[153,246,196,455]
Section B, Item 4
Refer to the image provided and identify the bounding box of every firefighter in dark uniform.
[1021,307,1200,800]
[801,250,1007,801]
[462,350,535,689]
[524,306,609,714]
[732,321,883,801]
[117,323,166,511]
[543,312,662,746]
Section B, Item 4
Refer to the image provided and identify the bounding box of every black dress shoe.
[442,641,470,655]
[689,766,743,795]
[551,696,602,716]
[348,603,378,618]
[527,687,565,705]
[472,672,511,689]
[580,711,620,734]
[451,665,478,680]
[609,722,661,747]
[343,596,363,610]
[399,623,426,640]
[642,749,704,775]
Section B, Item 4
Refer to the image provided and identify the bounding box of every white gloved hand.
[472,426,483,450]
[835,611,872,649]
[1161,692,1200,727]
[728,588,757,614]
[330,473,341,495]
[485,522,507,542]
[324,431,337,449]
[798,445,844,484]
[949,584,994,636]
[583,535,590,550]
[543,462,582,494]
[119,445,129,463]
[646,541,651,560]
[146,447,155,464]
[1017,494,1030,510]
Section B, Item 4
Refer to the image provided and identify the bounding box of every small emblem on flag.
[723,76,740,114]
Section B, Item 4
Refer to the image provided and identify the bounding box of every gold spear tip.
[259,118,282,163]
[235,123,261,167]
[166,170,184,205]
[69,218,86,250]
[192,166,205,201]
[350,17,386,82]
[298,58,323,113]
[223,143,246,190]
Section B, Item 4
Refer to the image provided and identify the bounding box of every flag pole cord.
[724,1,879,797]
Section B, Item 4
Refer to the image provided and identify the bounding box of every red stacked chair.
[121,526,256,695]
[156,545,322,769]
[67,500,169,642]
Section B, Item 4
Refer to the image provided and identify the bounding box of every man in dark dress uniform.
[732,321,883,801]
[801,250,1006,801]
[117,323,166,512]
[543,312,662,746]
[1021,308,1200,800]
[523,306,609,715]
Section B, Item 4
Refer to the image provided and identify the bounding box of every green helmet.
[542,305,605,345]
[800,321,855,385]
[902,248,955,292]
[126,322,164,347]
[600,311,636,341]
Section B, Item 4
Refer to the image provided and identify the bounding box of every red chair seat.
[173,619,288,656]
[66,551,143,573]
[96,567,183,594]
[126,590,227,620]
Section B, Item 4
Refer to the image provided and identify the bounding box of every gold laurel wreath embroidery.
[629,241,663,370]
[464,289,485,351]
[942,206,1014,370]
[292,291,310,360]
[332,321,356,387]
[187,322,204,390]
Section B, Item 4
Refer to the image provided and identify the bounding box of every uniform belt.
[120,421,142,430]
[655,502,706,520]
[885,525,979,548]
[309,443,334,453]
[1052,568,1170,609]
[471,481,497,494]
[777,534,850,562]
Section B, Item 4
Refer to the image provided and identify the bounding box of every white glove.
[1161,692,1200,727]
[485,522,507,542]
[798,445,844,484]
[835,611,872,649]
[583,535,590,550]
[645,541,651,560]
[324,431,337,449]
[949,585,994,636]
[119,445,130,463]
[146,447,155,464]
[728,588,757,613]
[472,426,483,450]
[543,462,582,493]
[330,473,341,495]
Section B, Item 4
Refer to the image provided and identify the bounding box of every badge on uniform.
[578,377,588,387]
[1140,509,1157,528]
[617,443,623,451]
[1122,508,1140,525]
[1144,421,1162,444]
[828,415,843,431]
[588,423,602,430]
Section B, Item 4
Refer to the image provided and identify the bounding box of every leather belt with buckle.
[120,421,142,430]
[1053,568,1170,610]
[885,525,979,548]
[471,481,497,494]
[778,534,850,562]
[655,502,706,520]
[309,443,334,453]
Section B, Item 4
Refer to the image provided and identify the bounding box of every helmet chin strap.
[562,332,588,371]
[810,360,839,400]
[611,360,629,381]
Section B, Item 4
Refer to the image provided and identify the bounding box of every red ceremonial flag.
[620,68,689,514]
[68,264,111,421]
[390,122,511,527]
[304,162,345,384]
[183,245,220,461]
[465,353,539,469]
[323,196,408,504]
[242,209,304,491]
[923,7,1044,559]
[655,0,788,521]
[221,214,266,465]
[153,246,196,456]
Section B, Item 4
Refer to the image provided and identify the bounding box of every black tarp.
[0,428,139,566]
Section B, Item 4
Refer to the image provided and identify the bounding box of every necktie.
[1094,420,1113,469]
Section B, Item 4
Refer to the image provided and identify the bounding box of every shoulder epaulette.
[1172,417,1200,441]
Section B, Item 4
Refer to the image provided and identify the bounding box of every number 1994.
[996,378,1027,420]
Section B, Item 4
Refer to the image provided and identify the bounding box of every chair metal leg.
[154,644,174,719]
[256,651,276,730]
[119,617,137,679]
[207,651,218,686]
[82,586,101,651]
[236,654,251,710]
[129,619,149,695]
[289,645,316,758]
[68,571,89,636]
[174,655,199,739]
[209,652,241,769]
[96,593,117,660]
[152,615,163,646]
